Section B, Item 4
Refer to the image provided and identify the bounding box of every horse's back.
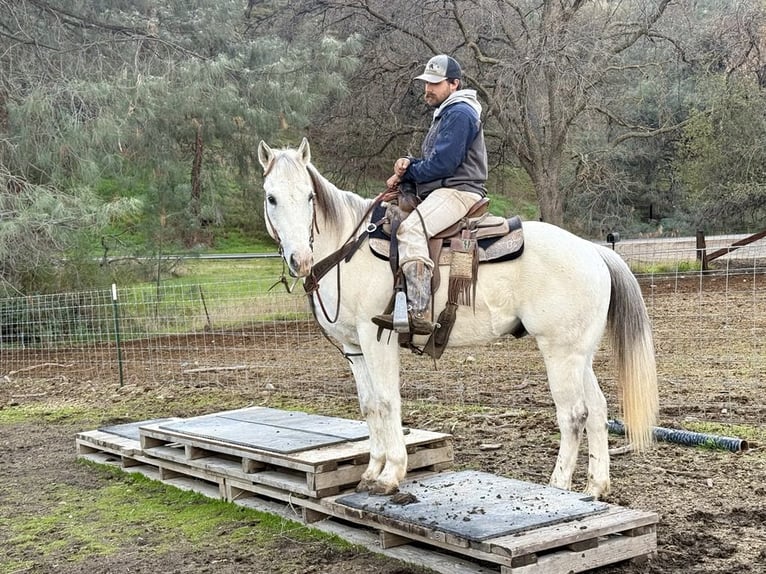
[439,220,611,346]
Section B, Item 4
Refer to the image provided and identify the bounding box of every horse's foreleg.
[345,347,385,489]
[364,396,407,494]
[346,338,405,494]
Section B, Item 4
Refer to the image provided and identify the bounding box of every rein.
[303,191,389,316]
[301,190,389,362]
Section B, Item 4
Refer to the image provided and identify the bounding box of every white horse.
[258,138,658,500]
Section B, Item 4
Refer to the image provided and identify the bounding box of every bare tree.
[252,0,684,226]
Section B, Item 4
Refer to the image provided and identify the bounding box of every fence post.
[111,283,124,387]
[695,230,708,271]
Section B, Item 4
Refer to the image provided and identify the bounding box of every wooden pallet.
[138,414,453,500]
[324,491,657,574]
[77,407,453,502]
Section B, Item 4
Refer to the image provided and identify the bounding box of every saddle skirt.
[367,203,525,266]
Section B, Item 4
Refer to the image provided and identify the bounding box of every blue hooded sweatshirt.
[402,89,488,198]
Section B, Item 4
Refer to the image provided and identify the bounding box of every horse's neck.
[314,186,372,259]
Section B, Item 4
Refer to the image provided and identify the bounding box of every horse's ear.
[257,141,273,171]
[298,137,311,165]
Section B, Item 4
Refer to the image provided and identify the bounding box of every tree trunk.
[532,164,564,227]
[191,121,203,220]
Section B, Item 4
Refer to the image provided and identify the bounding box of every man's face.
[423,79,457,107]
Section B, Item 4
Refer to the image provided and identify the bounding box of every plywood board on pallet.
[139,420,451,473]
[151,406,372,454]
[220,407,370,441]
[157,415,351,453]
[334,471,608,542]
[99,418,177,441]
[139,433,452,499]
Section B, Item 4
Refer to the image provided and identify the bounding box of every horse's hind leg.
[541,349,590,493]
[582,364,610,498]
[543,348,610,499]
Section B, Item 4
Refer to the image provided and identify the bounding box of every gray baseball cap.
[414,55,462,83]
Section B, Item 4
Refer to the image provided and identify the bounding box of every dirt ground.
[1,274,765,574]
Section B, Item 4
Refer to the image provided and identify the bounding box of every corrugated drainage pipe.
[608,419,750,452]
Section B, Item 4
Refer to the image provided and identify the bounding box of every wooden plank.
[484,506,658,558]
[706,228,766,262]
[77,450,161,482]
[226,478,322,511]
[500,530,657,574]
[76,430,142,456]
[295,429,451,466]
[380,531,411,549]
[76,435,144,467]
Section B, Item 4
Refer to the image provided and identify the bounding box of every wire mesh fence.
[1,234,765,420]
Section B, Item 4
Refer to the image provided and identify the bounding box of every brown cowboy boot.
[372,261,435,336]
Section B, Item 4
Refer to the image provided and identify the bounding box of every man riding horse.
[372,54,488,336]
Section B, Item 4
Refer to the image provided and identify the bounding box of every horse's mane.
[269,149,371,227]
[307,164,372,225]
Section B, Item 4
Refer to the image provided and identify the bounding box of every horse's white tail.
[600,247,659,452]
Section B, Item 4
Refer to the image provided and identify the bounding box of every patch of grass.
[0,403,102,425]
[630,260,702,274]
[0,396,236,428]
[487,193,539,221]
[2,463,354,573]
[680,420,766,447]
[208,230,275,254]
[167,258,284,286]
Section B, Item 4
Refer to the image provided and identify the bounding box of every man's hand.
[394,157,411,177]
[386,157,411,189]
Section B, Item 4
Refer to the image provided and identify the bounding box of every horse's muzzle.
[288,251,313,278]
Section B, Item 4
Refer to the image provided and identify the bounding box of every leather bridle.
[264,161,390,327]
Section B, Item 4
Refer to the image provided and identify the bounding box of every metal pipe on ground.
[608,419,750,452]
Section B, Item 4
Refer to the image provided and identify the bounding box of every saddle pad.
[369,212,524,264]
[335,470,608,542]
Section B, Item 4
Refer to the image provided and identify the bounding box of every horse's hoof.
[370,482,399,496]
[585,483,610,501]
[355,479,375,493]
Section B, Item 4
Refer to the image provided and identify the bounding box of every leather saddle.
[368,198,525,269]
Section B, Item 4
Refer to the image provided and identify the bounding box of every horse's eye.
[267,194,276,206]
[309,193,315,203]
